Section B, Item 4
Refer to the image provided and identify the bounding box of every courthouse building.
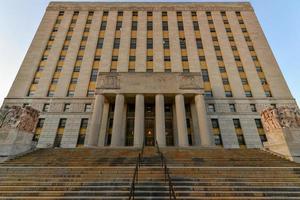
[2,2,297,149]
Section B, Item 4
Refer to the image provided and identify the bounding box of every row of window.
[207,103,258,113]
[211,118,267,146]
[34,117,88,147]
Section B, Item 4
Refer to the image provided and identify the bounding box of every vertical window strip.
[176,11,188,71]
[67,12,94,97]
[87,11,108,97]
[45,11,79,97]
[27,11,65,97]
[206,11,232,97]
[129,11,138,71]
[146,11,153,71]
[192,11,213,97]
[162,11,170,71]
[221,11,252,97]
[235,11,272,97]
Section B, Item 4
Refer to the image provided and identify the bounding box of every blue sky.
[0,0,299,106]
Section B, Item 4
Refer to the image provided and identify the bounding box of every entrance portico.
[85,72,213,147]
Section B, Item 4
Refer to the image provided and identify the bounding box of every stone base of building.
[264,128,300,163]
[0,129,36,158]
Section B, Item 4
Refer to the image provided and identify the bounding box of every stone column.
[111,94,125,146]
[175,94,189,146]
[155,94,166,146]
[134,94,144,147]
[86,94,105,146]
[195,94,212,146]
[97,102,109,147]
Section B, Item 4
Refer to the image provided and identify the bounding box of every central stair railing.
[128,143,144,200]
[155,140,177,200]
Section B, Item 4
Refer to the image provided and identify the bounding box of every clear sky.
[0,0,299,106]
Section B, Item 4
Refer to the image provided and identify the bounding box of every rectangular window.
[147,56,153,62]
[255,119,263,129]
[162,21,168,31]
[130,38,136,49]
[47,91,54,97]
[201,69,209,82]
[73,66,80,72]
[199,56,206,61]
[37,118,45,128]
[181,56,188,62]
[265,91,272,97]
[219,67,226,73]
[193,21,199,30]
[250,104,257,112]
[237,135,246,145]
[43,104,50,112]
[87,90,94,97]
[76,56,83,60]
[211,119,219,129]
[90,69,98,81]
[229,104,236,112]
[64,103,71,112]
[241,78,248,85]
[116,21,122,30]
[225,91,233,97]
[222,78,229,85]
[58,118,67,128]
[204,91,213,97]
[147,38,153,49]
[208,104,215,112]
[217,56,223,61]
[196,39,203,49]
[51,78,58,84]
[164,56,171,62]
[113,38,120,49]
[112,56,118,61]
[97,38,104,49]
[233,119,241,129]
[67,90,74,97]
[55,66,62,72]
[94,56,101,61]
[260,78,267,85]
[70,78,77,84]
[178,22,184,31]
[245,91,253,97]
[129,56,135,61]
[180,38,186,49]
[238,66,244,72]
[132,21,137,30]
[256,66,263,72]
[163,38,169,49]
[147,21,153,30]
[100,21,107,30]
[32,77,39,84]
[234,56,241,61]
[84,104,92,112]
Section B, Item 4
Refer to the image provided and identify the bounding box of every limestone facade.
[2,2,298,149]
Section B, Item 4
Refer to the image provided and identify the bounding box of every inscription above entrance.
[96,72,203,95]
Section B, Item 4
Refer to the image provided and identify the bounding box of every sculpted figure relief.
[0,105,40,133]
[261,106,300,132]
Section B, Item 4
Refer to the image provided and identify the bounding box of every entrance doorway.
[145,104,155,146]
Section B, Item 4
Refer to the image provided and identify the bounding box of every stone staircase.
[0,147,299,199]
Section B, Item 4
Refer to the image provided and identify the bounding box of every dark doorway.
[145,104,155,146]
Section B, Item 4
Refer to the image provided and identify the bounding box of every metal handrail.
[155,140,177,200]
[128,143,145,200]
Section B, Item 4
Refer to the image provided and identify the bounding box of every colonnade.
[87,94,213,147]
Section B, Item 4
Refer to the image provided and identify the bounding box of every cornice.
[47,2,253,12]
